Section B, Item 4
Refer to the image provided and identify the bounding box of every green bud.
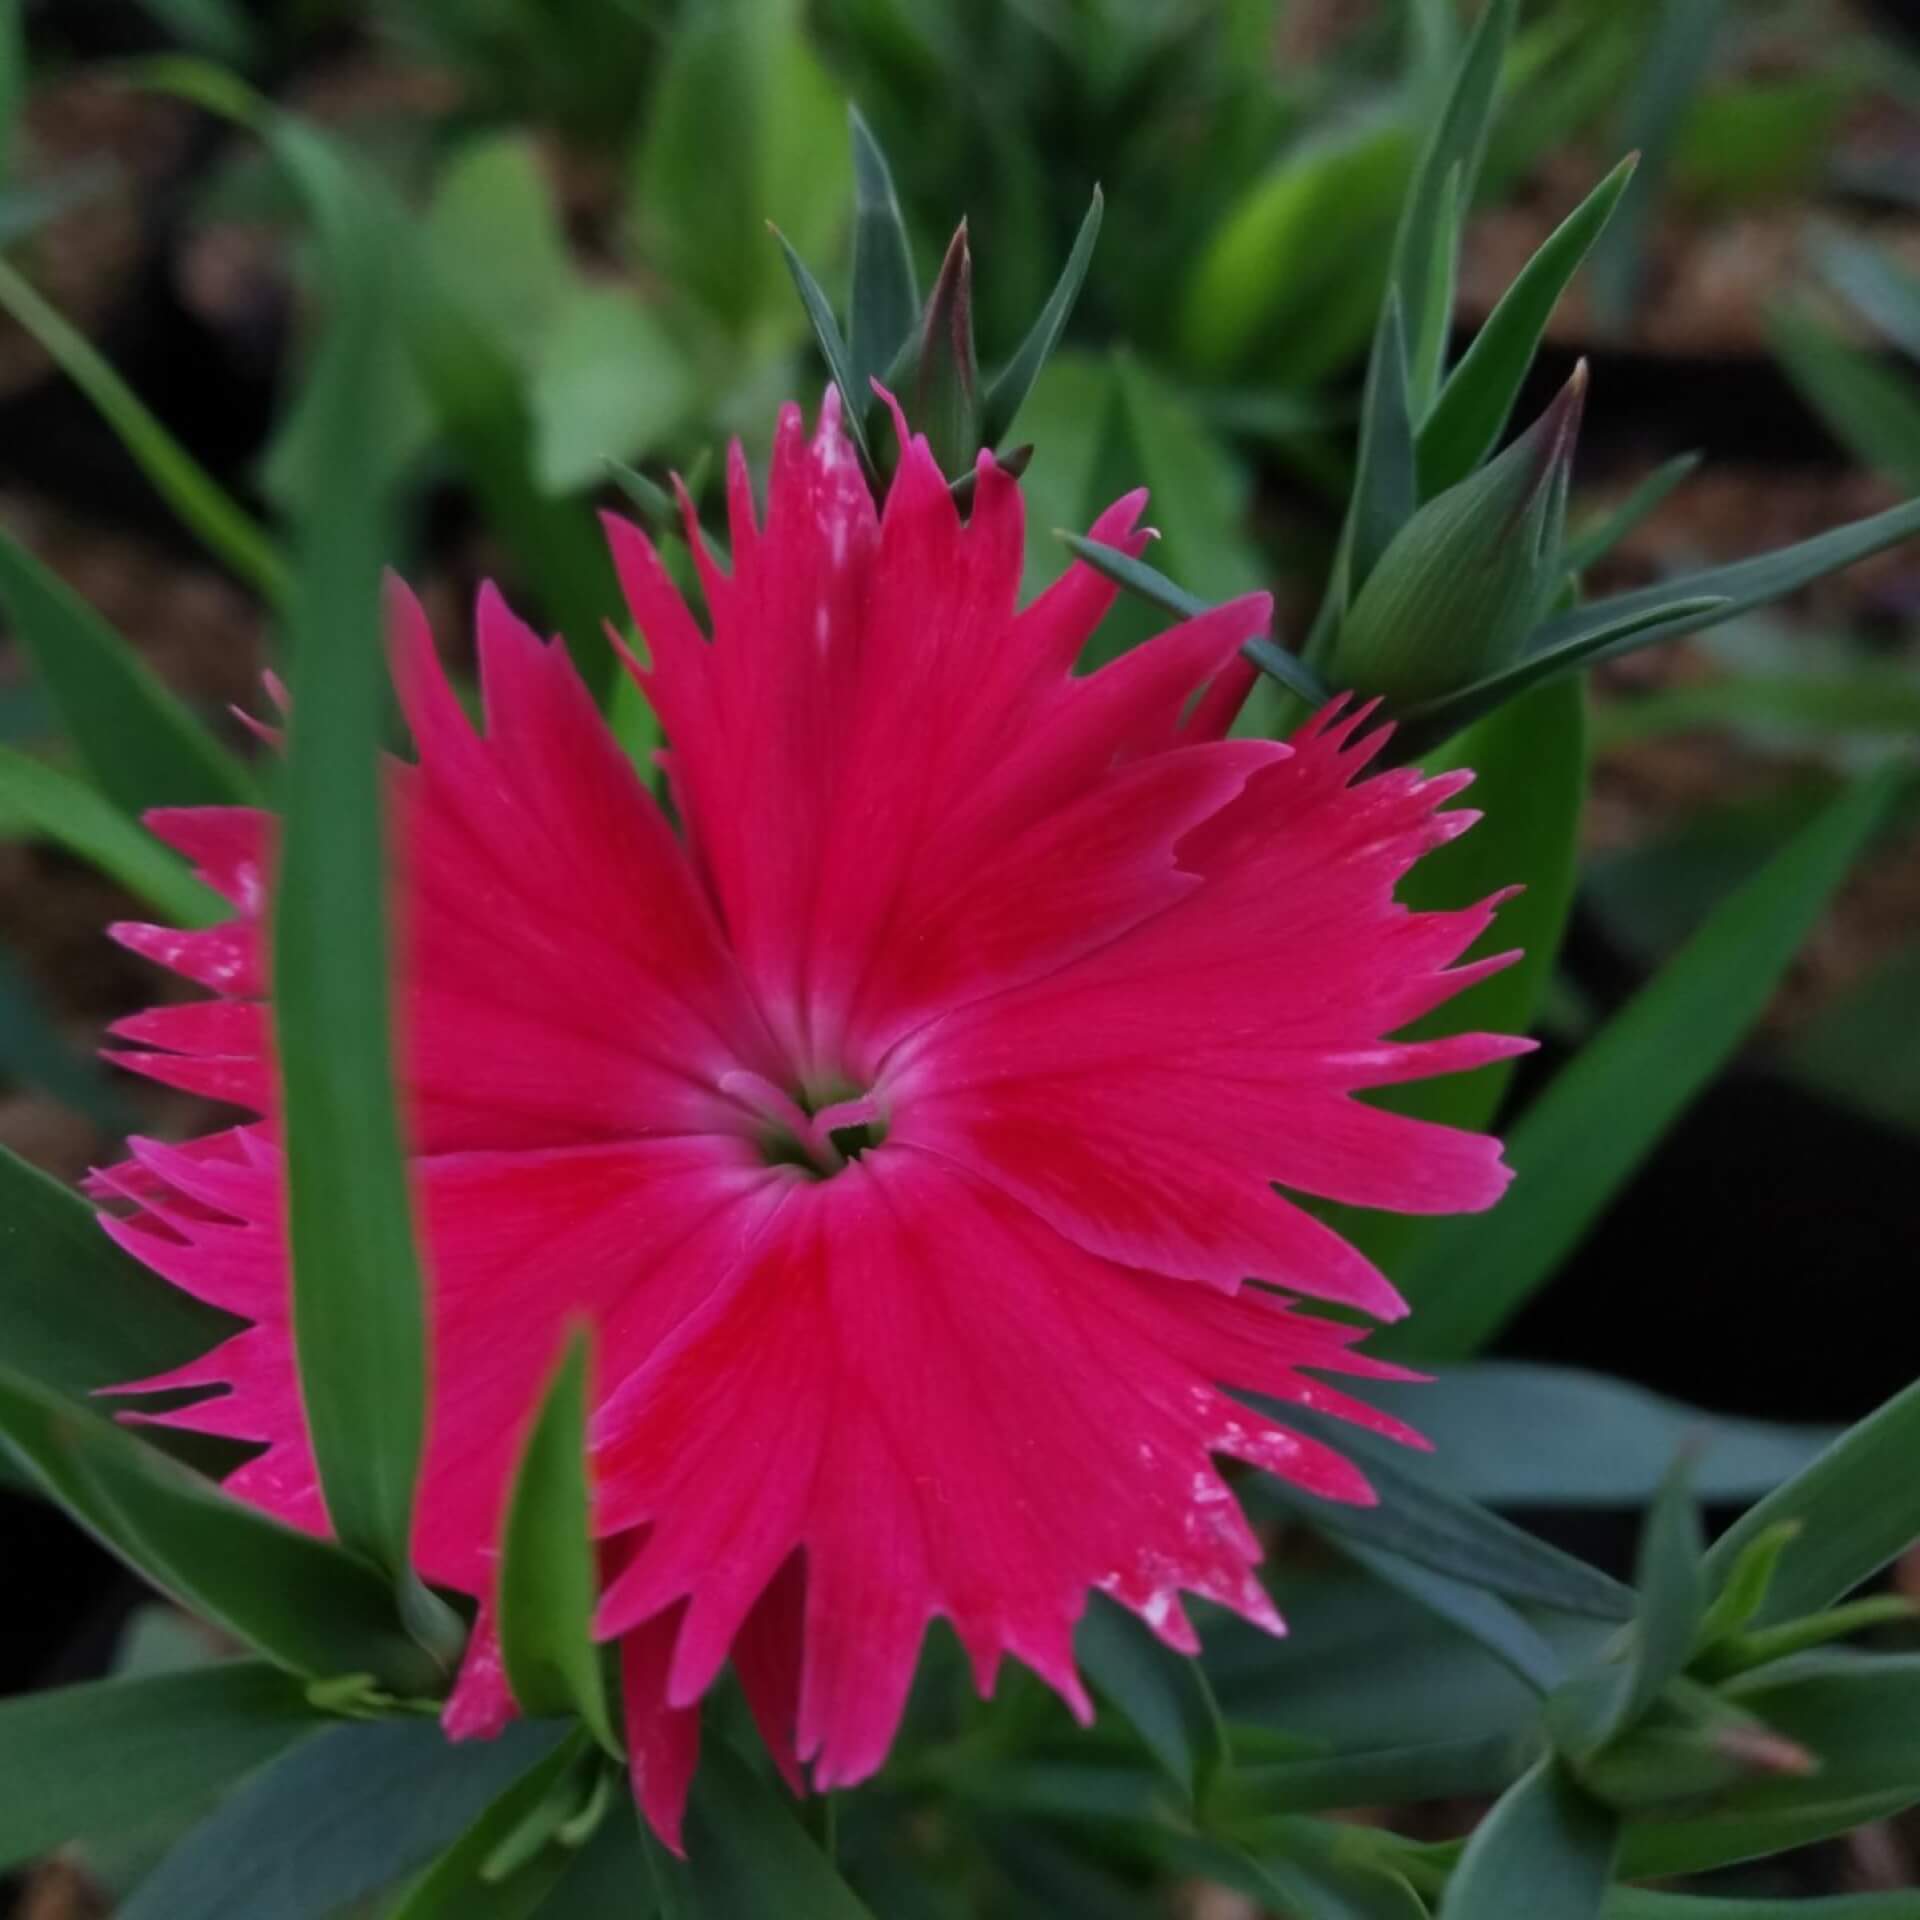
[914,220,980,479]
[1573,1678,1815,1815]
[1330,360,1587,706]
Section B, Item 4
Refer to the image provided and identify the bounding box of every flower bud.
[1332,361,1587,706]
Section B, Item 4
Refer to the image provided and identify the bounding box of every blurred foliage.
[0,0,1918,1915]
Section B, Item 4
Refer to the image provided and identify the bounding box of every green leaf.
[1337,1536,1570,1695]
[271,158,428,1586]
[0,1662,317,1871]
[1770,302,1920,497]
[653,1741,877,1917]
[1534,493,1920,664]
[1420,155,1637,494]
[530,287,696,496]
[498,1332,619,1755]
[1623,1461,1708,1729]
[847,104,917,402]
[0,1142,239,1394]
[1179,113,1414,379]
[1623,1656,1920,1876]
[1077,1595,1225,1799]
[1441,1758,1618,1919]
[1348,290,1418,596]
[1706,1370,1920,1628]
[1366,1364,1836,1509]
[408,273,622,698]
[1611,1895,1920,1917]
[982,186,1103,451]
[122,1718,570,1920]
[775,225,877,473]
[1392,767,1899,1358]
[388,1732,593,1920]
[129,0,260,64]
[0,525,254,814]
[1818,225,1920,360]
[1390,593,1727,754]
[1565,453,1702,573]
[1169,1828,1427,1920]
[422,135,573,366]
[1235,1732,1528,1814]
[0,1360,441,1692]
[914,223,980,477]
[1051,535,1323,705]
[1354,677,1587,1197]
[0,745,222,923]
[1248,1415,1635,1622]
[1388,0,1514,411]
[1589,0,1728,330]
[1780,942,1920,1139]
[0,256,286,600]
[1593,665,1920,750]
[634,0,848,340]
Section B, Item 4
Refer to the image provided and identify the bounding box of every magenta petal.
[94,396,1533,1847]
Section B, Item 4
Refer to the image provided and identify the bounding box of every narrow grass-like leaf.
[847,104,917,400]
[1622,1461,1708,1730]
[0,526,254,813]
[1771,303,1920,496]
[129,0,260,63]
[1612,1894,1920,1917]
[497,1332,618,1756]
[652,1741,877,1917]
[1350,677,1587,1207]
[1235,1732,1529,1813]
[1564,453,1703,573]
[0,257,286,600]
[1816,225,1920,361]
[1420,155,1638,494]
[1537,495,1920,659]
[1441,1757,1618,1919]
[0,0,21,167]
[1388,0,1514,411]
[1337,1537,1570,1695]
[387,1731,593,1920]
[0,746,221,923]
[1169,1828,1428,1920]
[1705,1372,1920,1628]
[1391,595,1726,757]
[1053,533,1328,706]
[0,1139,236,1394]
[1078,1594,1226,1798]
[982,185,1104,450]
[1370,1364,1834,1510]
[1249,1414,1634,1622]
[1589,0,1727,330]
[774,224,876,472]
[0,1361,441,1691]
[269,151,437,1613]
[1592,667,1920,748]
[0,1663,316,1870]
[1395,767,1900,1358]
[1349,290,1417,593]
[121,1718,569,1920]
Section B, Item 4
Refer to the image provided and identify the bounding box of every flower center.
[719,1071,887,1179]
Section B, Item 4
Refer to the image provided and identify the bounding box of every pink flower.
[95,393,1526,1848]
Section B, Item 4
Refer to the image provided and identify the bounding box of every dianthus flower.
[94,393,1525,1847]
